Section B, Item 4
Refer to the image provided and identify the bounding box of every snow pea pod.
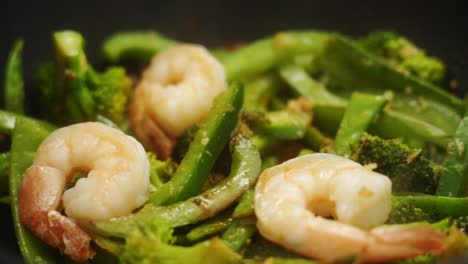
[150,82,244,206]
[279,64,346,107]
[221,31,330,81]
[94,135,261,238]
[9,117,57,264]
[280,65,453,147]
[4,39,25,113]
[316,34,464,114]
[0,110,54,134]
[436,116,468,197]
[334,92,387,157]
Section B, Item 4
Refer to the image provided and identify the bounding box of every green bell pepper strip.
[437,116,468,197]
[316,34,464,114]
[221,219,257,252]
[150,82,244,205]
[232,189,255,219]
[4,39,25,113]
[221,31,330,81]
[243,73,280,112]
[186,218,233,242]
[0,110,54,135]
[9,117,57,264]
[259,110,310,140]
[102,31,178,64]
[94,135,261,238]
[303,126,333,151]
[334,92,387,157]
[0,152,10,196]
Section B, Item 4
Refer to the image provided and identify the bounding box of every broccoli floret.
[119,220,241,264]
[36,31,132,125]
[146,152,176,188]
[352,133,439,193]
[359,31,446,84]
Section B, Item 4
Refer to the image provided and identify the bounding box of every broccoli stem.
[4,39,25,114]
[437,116,468,197]
[334,92,387,157]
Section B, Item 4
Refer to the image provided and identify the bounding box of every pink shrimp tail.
[22,210,95,262]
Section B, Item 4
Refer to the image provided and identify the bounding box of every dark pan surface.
[2,0,467,263]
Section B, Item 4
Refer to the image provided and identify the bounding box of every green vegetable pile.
[1,29,467,263]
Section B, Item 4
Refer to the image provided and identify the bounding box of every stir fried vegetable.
[1,28,467,264]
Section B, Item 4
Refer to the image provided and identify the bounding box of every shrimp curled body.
[19,122,150,261]
[255,153,446,263]
[130,44,227,159]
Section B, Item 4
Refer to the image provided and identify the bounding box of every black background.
[2,0,467,263]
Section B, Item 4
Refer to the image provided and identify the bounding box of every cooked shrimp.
[130,44,227,159]
[255,153,446,262]
[19,122,150,261]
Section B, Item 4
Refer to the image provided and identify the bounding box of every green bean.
[0,152,10,196]
[221,219,257,252]
[334,93,387,157]
[94,135,261,238]
[279,64,347,107]
[4,39,25,113]
[186,218,233,242]
[9,117,57,263]
[102,31,178,64]
[303,126,333,151]
[316,34,464,114]
[436,116,468,197]
[233,189,255,219]
[150,82,244,205]
[221,31,330,81]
